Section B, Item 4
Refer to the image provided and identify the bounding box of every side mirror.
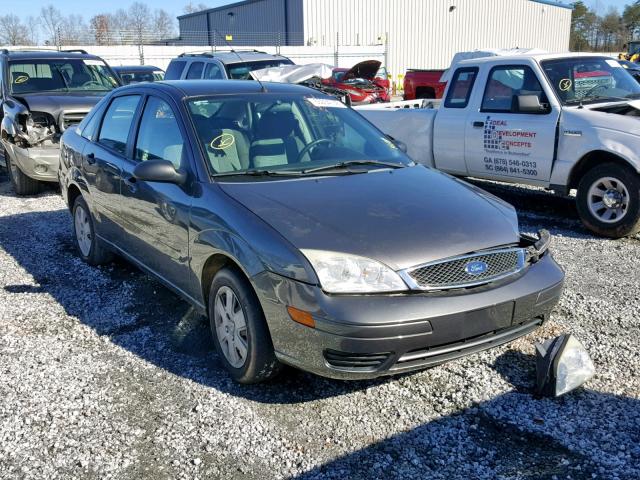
[133,159,186,185]
[386,135,408,153]
[517,94,547,113]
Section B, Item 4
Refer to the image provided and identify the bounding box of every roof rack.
[0,48,90,55]
[61,49,89,54]
[178,49,269,58]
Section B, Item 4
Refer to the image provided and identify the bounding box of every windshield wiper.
[211,169,305,178]
[300,160,405,174]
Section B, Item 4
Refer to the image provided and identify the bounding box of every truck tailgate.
[358,109,437,167]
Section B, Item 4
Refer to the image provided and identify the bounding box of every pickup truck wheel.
[5,147,40,196]
[208,267,281,384]
[576,162,640,238]
[71,196,112,265]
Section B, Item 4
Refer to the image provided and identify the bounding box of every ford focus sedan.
[59,80,564,384]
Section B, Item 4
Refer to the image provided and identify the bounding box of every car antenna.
[213,29,267,93]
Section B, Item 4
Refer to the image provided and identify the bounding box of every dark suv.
[0,49,120,195]
[164,50,293,81]
[59,80,564,384]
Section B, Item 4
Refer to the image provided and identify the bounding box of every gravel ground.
[0,172,638,480]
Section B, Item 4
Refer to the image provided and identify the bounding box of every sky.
[12,0,638,21]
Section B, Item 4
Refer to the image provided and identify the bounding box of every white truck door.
[433,67,480,175]
[465,64,560,184]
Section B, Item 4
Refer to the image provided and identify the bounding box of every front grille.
[61,111,88,131]
[324,349,391,371]
[403,248,526,291]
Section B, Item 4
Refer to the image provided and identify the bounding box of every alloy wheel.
[587,176,630,224]
[74,205,92,257]
[214,286,249,368]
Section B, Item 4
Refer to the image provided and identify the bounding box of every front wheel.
[576,162,640,238]
[208,267,281,384]
[5,147,40,196]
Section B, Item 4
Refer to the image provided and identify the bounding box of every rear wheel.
[576,162,640,238]
[5,147,40,196]
[208,267,281,384]
[71,196,112,265]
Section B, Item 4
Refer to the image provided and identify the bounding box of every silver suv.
[164,50,294,81]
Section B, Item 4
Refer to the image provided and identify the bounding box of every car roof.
[457,52,617,66]
[113,65,163,72]
[3,49,105,61]
[175,50,290,65]
[116,79,320,99]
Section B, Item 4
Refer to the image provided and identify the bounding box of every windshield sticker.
[305,97,347,109]
[606,59,622,68]
[210,133,235,150]
[559,78,572,91]
[13,75,29,84]
[84,59,104,66]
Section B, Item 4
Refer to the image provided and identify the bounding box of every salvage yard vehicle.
[359,52,640,238]
[112,65,164,85]
[322,60,390,104]
[163,50,294,81]
[0,49,120,195]
[403,68,447,100]
[59,80,564,384]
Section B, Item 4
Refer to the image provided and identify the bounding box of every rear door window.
[204,62,223,79]
[165,60,186,80]
[98,95,141,155]
[444,67,478,108]
[186,62,204,79]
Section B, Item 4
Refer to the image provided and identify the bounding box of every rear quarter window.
[165,60,187,80]
[444,67,479,108]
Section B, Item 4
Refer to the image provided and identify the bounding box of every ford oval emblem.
[465,260,488,276]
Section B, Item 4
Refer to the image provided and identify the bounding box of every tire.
[208,267,281,384]
[576,162,640,238]
[71,195,112,265]
[5,147,41,196]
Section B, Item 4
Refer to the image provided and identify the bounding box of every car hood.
[343,60,381,81]
[14,92,107,116]
[219,166,520,271]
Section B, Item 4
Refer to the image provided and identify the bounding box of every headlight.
[301,249,407,293]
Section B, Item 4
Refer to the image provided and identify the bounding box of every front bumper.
[253,252,564,380]
[4,141,60,182]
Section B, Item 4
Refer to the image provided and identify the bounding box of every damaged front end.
[1,98,87,181]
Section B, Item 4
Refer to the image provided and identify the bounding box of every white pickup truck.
[358,52,640,238]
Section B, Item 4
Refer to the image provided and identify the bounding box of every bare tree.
[0,15,30,45]
[183,2,209,14]
[152,9,175,41]
[91,14,112,45]
[128,2,152,44]
[59,14,88,45]
[40,5,63,46]
[25,16,40,45]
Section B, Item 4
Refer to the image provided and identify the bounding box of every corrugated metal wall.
[302,0,571,78]
[178,0,304,46]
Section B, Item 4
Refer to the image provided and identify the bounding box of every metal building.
[176,0,572,76]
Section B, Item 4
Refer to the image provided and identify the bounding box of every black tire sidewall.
[208,268,280,384]
[577,163,640,238]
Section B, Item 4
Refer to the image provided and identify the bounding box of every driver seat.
[250,111,304,168]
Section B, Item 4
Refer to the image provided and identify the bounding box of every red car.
[323,60,390,104]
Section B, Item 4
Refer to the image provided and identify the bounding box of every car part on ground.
[60,79,564,383]
[535,334,595,397]
[0,49,120,195]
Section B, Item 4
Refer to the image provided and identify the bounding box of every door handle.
[473,121,485,128]
[86,152,96,165]
[123,176,137,193]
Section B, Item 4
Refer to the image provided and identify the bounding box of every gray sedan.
[58,80,564,383]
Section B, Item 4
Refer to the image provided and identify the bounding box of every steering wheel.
[81,80,102,88]
[295,139,335,163]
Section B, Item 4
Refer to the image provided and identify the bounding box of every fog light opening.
[34,164,48,174]
[287,306,315,328]
[535,334,595,397]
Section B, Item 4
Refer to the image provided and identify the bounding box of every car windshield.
[119,70,164,84]
[9,58,119,94]
[541,57,640,105]
[187,93,411,176]
[225,59,294,80]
